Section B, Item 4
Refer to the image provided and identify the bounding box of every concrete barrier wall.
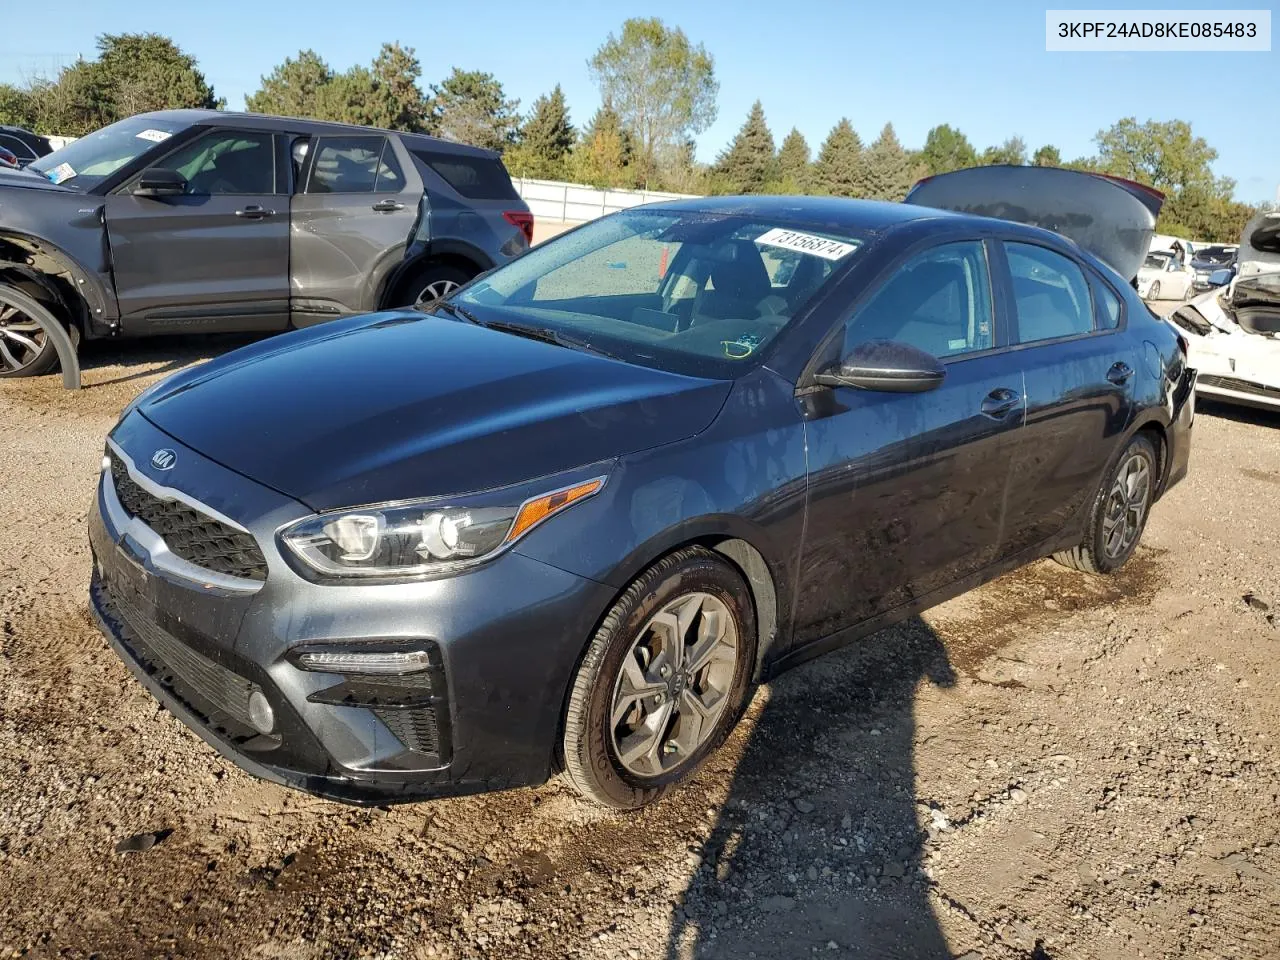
[514,177,698,226]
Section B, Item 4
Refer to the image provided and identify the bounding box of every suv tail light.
[503,210,534,245]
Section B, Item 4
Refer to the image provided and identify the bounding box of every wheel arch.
[378,240,494,308]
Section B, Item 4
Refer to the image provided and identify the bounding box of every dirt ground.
[1,327,1278,960]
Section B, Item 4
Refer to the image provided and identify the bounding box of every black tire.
[1053,434,1158,575]
[561,547,757,810]
[0,284,63,378]
[397,264,474,307]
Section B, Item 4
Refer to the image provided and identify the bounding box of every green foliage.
[245,50,332,118]
[856,123,925,201]
[427,68,520,151]
[920,124,977,175]
[0,34,220,136]
[812,118,864,197]
[1032,144,1062,167]
[712,101,776,194]
[568,105,637,189]
[506,85,576,180]
[774,128,811,191]
[589,17,718,183]
[981,136,1027,166]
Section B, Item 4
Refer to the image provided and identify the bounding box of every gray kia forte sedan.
[89,168,1195,809]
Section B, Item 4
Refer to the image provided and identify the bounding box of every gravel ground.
[1,325,1278,960]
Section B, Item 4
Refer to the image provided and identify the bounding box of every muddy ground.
[1,330,1278,960]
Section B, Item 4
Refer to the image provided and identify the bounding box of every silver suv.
[0,110,532,377]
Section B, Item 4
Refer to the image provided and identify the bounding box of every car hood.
[0,165,78,192]
[137,312,733,511]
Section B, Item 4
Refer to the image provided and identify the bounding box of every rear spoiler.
[905,165,1165,283]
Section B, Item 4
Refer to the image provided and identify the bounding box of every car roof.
[133,109,500,159]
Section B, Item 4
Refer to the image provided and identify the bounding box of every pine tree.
[920,124,977,176]
[775,128,811,192]
[569,104,633,188]
[712,100,777,193]
[857,123,926,201]
[507,85,576,180]
[812,119,864,197]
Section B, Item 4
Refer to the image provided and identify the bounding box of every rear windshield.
[412,150,517,201]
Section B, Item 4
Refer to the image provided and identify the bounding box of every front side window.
[843,241,994,359]
[28,115,191,190]
[307,137,400,194]
[456,210,865,378]
[0,135,36,161]
[155,131,275,195]
[1007,242,1094,343]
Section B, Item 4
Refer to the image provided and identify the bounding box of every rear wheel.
[1148,280,1161,301]
[1053,434,1158,575]
[400,264,474,307]
[0,285,62,378]
[561,547,757,809]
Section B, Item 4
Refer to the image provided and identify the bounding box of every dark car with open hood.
[0,110,530,381]
[88,168,1195,809]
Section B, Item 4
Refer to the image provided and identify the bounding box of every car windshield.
[1145,253,1171,269]
[454,209,865,378]
[28,116,190,190]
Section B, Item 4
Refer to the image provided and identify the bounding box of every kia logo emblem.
[150,449,177,471]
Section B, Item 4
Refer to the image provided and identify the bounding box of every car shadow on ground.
[1197,398,1280,430]
[663,616,959,959]
[74,332,270,388]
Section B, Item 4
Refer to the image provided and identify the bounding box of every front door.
[105,128,289,333]
[289,135,420,323]
[793,239,1024,646]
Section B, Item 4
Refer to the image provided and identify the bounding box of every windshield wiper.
[480,319,618,360]
[427,299,481,325]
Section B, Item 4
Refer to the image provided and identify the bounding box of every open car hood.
[905,165,1165,283]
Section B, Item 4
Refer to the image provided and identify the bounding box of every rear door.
[793,239,1024,646]
[289,134,420,324]
[105,127,290,333]
[996,240,1138,556]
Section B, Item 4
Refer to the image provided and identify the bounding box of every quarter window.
[307,137,401,194]
[844,241,994,359]
[1006,243,1094,343]
[154,131,275,196]
[1094,279,1122,330]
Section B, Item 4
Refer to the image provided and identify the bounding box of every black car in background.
[89,167,1194,810]
[1191,244,1238,289]
[0,125,52,169]
[0,110,531,377]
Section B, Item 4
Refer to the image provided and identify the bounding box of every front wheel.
[0,285,62,378]
[561,547,757,809]
[1053,434,1158,575]
[1148,280,1161,301]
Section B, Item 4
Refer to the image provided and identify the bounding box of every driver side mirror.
[814,339,946,393]
[134,167,187,198]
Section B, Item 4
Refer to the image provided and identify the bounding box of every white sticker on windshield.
[45,162,75,185]
[756,227,857,261]
[135,128,172,143]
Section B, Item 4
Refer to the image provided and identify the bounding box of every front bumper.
[90,413,617,805]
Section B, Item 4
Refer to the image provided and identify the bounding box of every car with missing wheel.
[88,166,1194,809]
[0,109,530,377]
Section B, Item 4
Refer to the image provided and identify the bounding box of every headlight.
[280,476,605,579]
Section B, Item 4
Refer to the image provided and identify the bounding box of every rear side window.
[307,136,402,194]
[412,150,517,200]
[1006,243,1094,343]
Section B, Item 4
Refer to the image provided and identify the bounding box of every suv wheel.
[561,547,757,809]
[1053,434,1158,575]
[0,285,62,378]
[402,265,474,307]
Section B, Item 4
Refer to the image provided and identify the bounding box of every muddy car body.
[88,169,1195,809]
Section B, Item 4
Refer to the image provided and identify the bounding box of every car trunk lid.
[905,165,1165,283]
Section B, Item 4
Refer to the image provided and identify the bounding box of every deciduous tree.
[920,124,977,175]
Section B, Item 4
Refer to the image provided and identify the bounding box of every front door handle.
[981,387,1021,419]
[372,199,405,212]
[1107,361,1134,385]
[234,205,273,219]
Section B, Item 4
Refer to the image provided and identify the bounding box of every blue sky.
[1,0,1274,201]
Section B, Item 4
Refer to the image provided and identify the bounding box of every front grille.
[101,579,264,744]
[1198,374,1280,400]
[110,455,269,581]
[374,707,441,757]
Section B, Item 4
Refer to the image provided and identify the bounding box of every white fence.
[513,177,698,224]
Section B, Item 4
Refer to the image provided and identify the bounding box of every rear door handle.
[372,199,405,212]
[981,387,1021,419]
[234,205,273,219]
[1107,361,1134,385]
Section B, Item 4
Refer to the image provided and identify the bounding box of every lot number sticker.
[45,162,75,185]
[135,128,172,143]
[756,228,858,261]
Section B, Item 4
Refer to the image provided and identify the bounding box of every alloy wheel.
[1102,453,1151,558]
[1149,281,1161,300]
[0,302,49,373]
[414,279,460,305]
[609,591,739,778]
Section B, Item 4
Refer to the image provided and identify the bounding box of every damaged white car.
[1170,211,1280,412]
[1138,250,1195,301]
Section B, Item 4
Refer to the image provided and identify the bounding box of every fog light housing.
[247,690,275,735]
